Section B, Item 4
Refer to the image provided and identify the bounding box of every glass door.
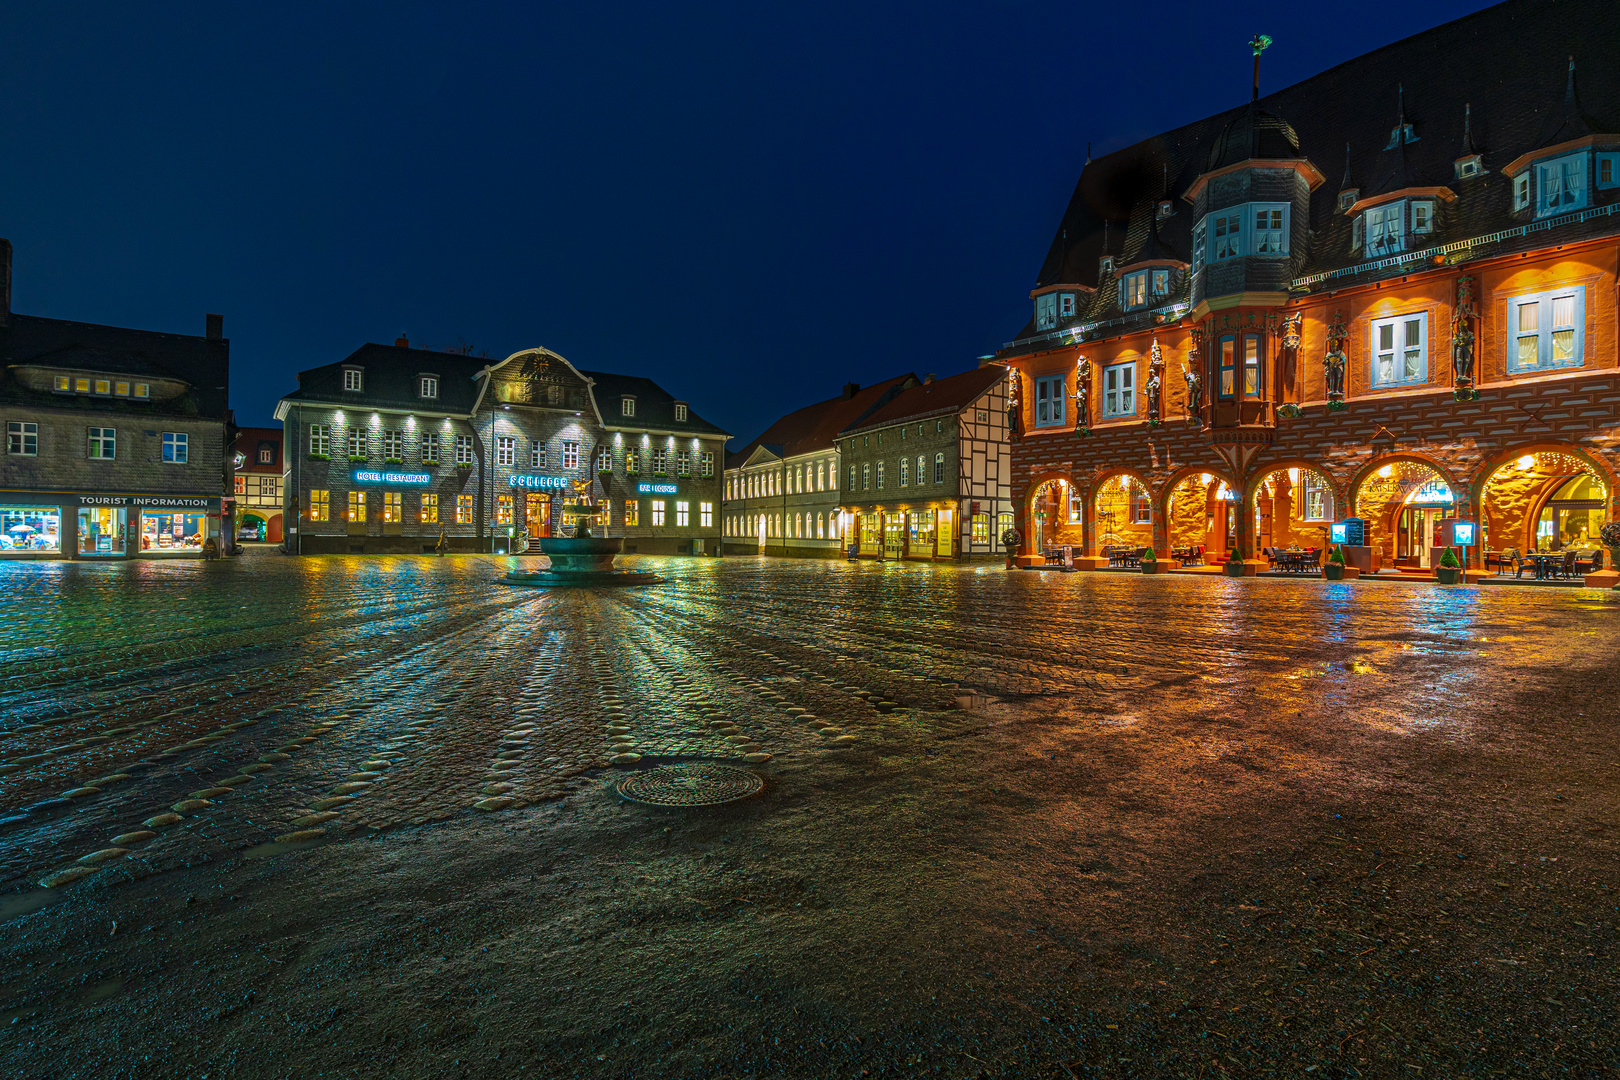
[882,514,904,560]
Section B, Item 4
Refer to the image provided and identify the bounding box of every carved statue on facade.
[1324,311,1349,410]
[1005,370,1022,440]
[1073,356,1092,435]
[1183,334,1204,422]
[1452,276,1479,400]
[1146,339,1165,427]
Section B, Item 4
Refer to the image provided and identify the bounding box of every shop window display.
[0,507,62,553]
[140,512,205,552]
[78,507,127,555]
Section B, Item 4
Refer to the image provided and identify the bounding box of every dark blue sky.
[2,1,1492,439]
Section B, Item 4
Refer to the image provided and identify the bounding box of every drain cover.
[615,763,764,807]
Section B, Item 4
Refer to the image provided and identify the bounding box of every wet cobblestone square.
[1,555,1617,1077]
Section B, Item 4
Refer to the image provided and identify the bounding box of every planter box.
[1013,554,1046,568]
[1435,566,1462,585]
[1585,568,1620,589]
[1071,555,1109,571]
[1324,564,1360,581]
[1140,561,1170,574]
[1223,561,1257,578]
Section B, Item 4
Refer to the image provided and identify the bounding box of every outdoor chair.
[1558,550,1578,580]
[1576,548,1605,575]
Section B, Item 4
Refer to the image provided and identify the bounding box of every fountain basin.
[501,536,661,587]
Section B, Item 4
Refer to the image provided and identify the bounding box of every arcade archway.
[1248,464,1336,553]
[1353,459,1455,569]
[1481,449,1610,555]
[1091,472,1153,551]
[1027,477,1080,552]
[1164,471,1231,558]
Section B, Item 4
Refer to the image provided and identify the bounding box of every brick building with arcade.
[995,0,1620,584]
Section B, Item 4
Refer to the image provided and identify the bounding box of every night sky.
[2,1,1492,441]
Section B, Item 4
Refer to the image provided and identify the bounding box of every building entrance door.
[526,495,551,538]
[1399,507,1444,567]
[882,514,904,560]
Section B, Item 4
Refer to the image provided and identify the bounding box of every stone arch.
[1017,469,1075,555]
[1349,451,1463,567]
[1086,467,1156,552]
[1158,463,1235,559]
[1473,441,1617,556]
[1242,457,1345,554]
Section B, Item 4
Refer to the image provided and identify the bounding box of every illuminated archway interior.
[1093,474,1152,550]
[1252,467,1335,551]
[1482,451,1609,554]
[1028,478,1080,550]
[1355,461,1452,567]
[1166,473,1228,555]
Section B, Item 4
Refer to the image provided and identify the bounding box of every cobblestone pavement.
[1,555,1617,1078]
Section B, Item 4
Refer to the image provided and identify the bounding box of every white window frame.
[162,432,188,464]
[1033,373,1066,427]
[700,451,714,477]
[88,427,116,460]
[651,500,666,527]
[899,457,909,487]
[596,446,613,472]
[1035,293,1057,330]
[1303,474,1330,521]
[342,368,364,391]
[876,461,885,490]
[1192,220,1206,271]
[1251,203,1288,255]
[419,376,438,399]
[1369,311,1429,389]
[677,449,691,477]
[621,396,635,417]
[1536,152,1586,217]
[675,501,690,527]
[347,429,366,458]
[1508,286,1586,374]
[651,447,668,475]
[532,442,546,468]
[421,432,440,463]
[1101,362,1135,419]
[1513,172,1531,210]
[1411,200,1435,235]
[308,424,330,457]
[1363,200,1405,256]
[496,436,515,466]
[700,502,713,528]
[1211,210,1243,261]
[933,452,945,484]
[258,445,275,464]
[674,403,688,422]
[383,429,404,461]
[1121,272,1148,310]
[561,441,580,470]
[455,435,473,464]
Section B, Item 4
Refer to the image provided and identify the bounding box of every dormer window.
[1200,202,1289,263]
[1098,255,1115,277]
[1455,155,1482,180]
[1599,153,1619,189]
[1536,153,1586,216]
[1385,123,1417,149]
[1035,293,1057,330]
[1411,200,1435,235]
[342,367,364,391]
[1353,200,1405,256]
[1337,188,1359,212]
[1058,292,1076,317]
[674,402,688,422]
[620,395,636,417]
[1122,272,1148,309]
[1156,200,1174,220]
[419,375,438,399]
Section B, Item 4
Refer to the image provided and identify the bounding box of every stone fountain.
[502,499,660,588]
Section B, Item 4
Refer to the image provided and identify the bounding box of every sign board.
[507,475,571,490]
[352,469,431,485]
[1446,520,1477,547]
[637,482,678,494]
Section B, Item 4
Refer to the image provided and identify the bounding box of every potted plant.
[1140,547,1168,574]
[1224,546,1247,577]
[1602,521,1620,591]
[1324,545,1348,581]
[1435,546,1463,585]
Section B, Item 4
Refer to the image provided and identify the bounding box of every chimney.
[842,382,860,400]
[395,334,410,348]
[205,313,223,341]
[923,373,937,385]
[0,237,11,328]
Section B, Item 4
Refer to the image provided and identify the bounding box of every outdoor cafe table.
[1525,551,1570,579]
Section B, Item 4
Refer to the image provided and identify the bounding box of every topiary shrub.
[1439,547,1460,568]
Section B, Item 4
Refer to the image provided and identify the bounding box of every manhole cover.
[615,763,764,807]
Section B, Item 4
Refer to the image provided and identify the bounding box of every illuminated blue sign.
[1452,521,1477,546]
[508,475,571,490]
[1409,480,1454,505]
[352,469,431,485]
[637,482,678,494]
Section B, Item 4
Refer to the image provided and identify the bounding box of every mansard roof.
[1015,0,1620,343]
[2,312,231,417]
[279,342,489,414]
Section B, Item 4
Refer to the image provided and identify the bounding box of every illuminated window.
[1243,334,1262,397]
[623,500,639,526]
[114,380,130,397]
[971,512,990,545]
[624,447,640,474]
[421,432,439,463]
[561,441,580,469]
[457,494,473,523]
[1509,287,1585,373]
[309,424,330,457]
[420,493,438,524]
[54,376,70,391]
[258,445,275,464]
[235,476,246,495]
[75,378,91,393]
[651,500,666,526]
[1303,475,1329,521]
[308,489,329,521]
[676,501,690,527]
[382,492,403,523]
[700,502,713,527]
[1218,335,1236,399]
[95,379,111,395]
[134,383,149,398]
[496,495,513,524]
[88,427,116,460]
[162,432,188,463]
[347,490,366,521]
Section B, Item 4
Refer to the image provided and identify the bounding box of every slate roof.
[1,313,230,417]
[726,375,918,469]
[840,366,1007,436]
[581,370,729,438]
[233,425,282,475]
[279,343,488,413]
[1010,0,1620,344]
